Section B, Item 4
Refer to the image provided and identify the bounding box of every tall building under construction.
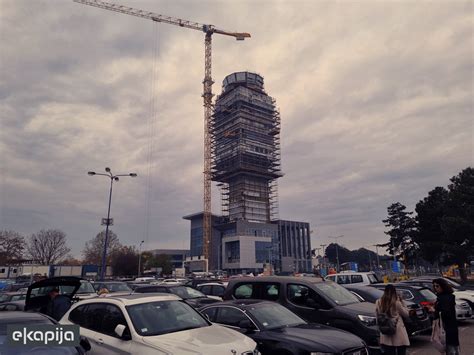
[185,72,312,274]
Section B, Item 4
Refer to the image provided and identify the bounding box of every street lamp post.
[138,240,144,277]
[88,167,137,281]
[328,235,344,272]
[320,244,327,275]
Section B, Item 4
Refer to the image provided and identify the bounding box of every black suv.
[223,276,379,349]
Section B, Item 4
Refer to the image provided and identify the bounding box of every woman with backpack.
[375,284,410,355]
[432,278,460,355]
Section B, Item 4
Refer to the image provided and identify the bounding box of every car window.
[419,288,437,301]
[201,307,218,321]
[83,303,107,332]
[215,307,250,328]
[100,305,128,337]
[351,275,363,283]
[367,274,379,284]
[169,286,205,299]
[263,284,279,301]
[326,275,336,282]
[69,304,89,327]
[350,291,364,302]
[10,294,26,301]
[287,284,329,309]
[337,275,351,284]
[397,289,414,300]
[200,285,212,295]
[212,286,225,297]
[0,294,10,302]
[234,284,253,299]
[78,281,96,294]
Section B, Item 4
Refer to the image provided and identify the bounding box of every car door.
[285,283,332,325]
[92,304,132,355]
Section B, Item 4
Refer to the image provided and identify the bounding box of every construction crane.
[73,0,250,271]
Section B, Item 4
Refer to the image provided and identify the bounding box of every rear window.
[367,274,380,284]
[419,288,437,301]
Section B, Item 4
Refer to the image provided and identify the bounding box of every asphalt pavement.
[408,319,473,355]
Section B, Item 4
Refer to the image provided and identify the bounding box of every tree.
[0,230,25,264]
[26,229,71,265]
[142,253,173,276]
[414,187,449,265]
[111,246,138,276]
[82,230,122,265]
[61,256,83,266]
[382,202,418,269]
[441,167,474,283]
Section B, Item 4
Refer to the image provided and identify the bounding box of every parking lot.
[409,319,474,355]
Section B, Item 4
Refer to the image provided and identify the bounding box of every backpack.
[376,311,398,335]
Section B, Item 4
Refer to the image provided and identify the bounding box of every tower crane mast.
[73,0,250,271]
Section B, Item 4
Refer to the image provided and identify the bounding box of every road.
[409,319,473,355]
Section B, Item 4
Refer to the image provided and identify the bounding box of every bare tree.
[26,229,71,265]
[82,230,122,265]
[0,230,25,264]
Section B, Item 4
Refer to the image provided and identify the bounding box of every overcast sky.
[1,0,472,259]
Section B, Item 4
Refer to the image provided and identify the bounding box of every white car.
[455,299,472,320]
[60,293,259,355]
[325,271,381,286]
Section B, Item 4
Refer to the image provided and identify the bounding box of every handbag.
[431,314,446,353]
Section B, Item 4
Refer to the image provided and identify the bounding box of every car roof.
[77,293,181,306]
[201,299,274,309]
[196,282,225,286]
[0,311,53,323]
[228,276,326,284]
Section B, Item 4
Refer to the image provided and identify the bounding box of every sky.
[1,0,472,259]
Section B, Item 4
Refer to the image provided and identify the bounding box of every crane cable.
[142,22,161,250]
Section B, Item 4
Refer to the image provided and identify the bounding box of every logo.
[7,325,80,347]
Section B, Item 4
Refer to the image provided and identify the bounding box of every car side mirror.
[114,324,131,340]
[80,337,91,352]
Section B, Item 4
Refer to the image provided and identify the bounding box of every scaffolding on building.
[211,72,283,223]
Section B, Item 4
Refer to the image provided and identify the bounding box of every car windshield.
[104,283,132,292]
[168,286,206,299]
[248,303,306,330]
[313,282,360,305]
[419,288,437,301]
[77,281,96,294]
[126,300,209,336]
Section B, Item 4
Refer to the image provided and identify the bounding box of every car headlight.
[358,314,377,326]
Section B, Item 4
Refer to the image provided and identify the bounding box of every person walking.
[375,284,410,355]
[432,278,460,355]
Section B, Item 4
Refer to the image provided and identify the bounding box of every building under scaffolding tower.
[185,72,312,275]
[212,72,282,223]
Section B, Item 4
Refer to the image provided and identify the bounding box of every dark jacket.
[46,295,71,321]
[434,292,459,346]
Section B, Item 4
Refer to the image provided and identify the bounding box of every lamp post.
[373,244,382,270]
[138,240,144,277]
[328,235,344,272]
[88,167,137,281]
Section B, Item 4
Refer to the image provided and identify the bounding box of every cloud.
[1,0,472,257]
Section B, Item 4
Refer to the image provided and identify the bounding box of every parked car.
[370,283,438,314]
[92,281,132,294]
[454,299,472,320]
[325,272,381,286]
[200,299,367,355]
[0,282,29,292]
[76,280,98,299]
[0,291,27,303]
[344,284,432,336]
[133,284,221,308]
[126,282,151,291]
[0,311,91,354]
[0,300,25,311]
[185,279,222,289]
[400,277,474,311]
[223,276,379,349]
[60,293,259,355]
[196,282,227,300]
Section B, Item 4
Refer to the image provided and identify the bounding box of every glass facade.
[255,241,272,263]
[190,227,203,257]
[225,241,240,263]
